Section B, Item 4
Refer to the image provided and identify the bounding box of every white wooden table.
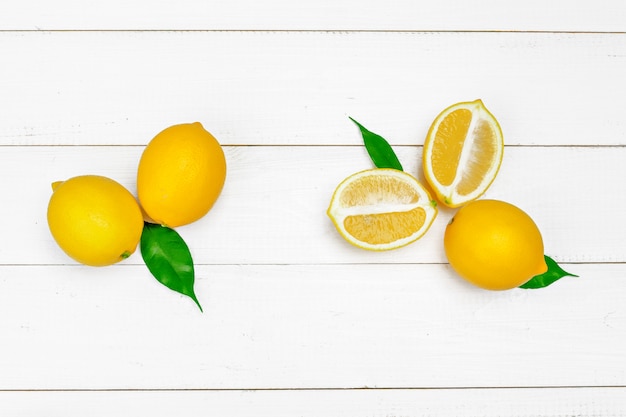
[1,1,625,415]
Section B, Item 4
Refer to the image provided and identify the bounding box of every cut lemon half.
[327,169,438,251]
[422,99,504,208]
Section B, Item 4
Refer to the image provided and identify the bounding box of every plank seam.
[2,385,626,392]
[0,29,625,35]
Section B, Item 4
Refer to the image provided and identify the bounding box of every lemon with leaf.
[444,199,548,290]
[137,122,226,228]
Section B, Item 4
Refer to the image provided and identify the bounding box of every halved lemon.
[327,168,438,251]
[422,99,504,208]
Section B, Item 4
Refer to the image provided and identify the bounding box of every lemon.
[327,169,438,251]
[47,175,144,266]
[423,100,504,207]
[137,122,227,228]
[444,199,548,290]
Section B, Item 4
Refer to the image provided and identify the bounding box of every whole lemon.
[47,175,144,266]
[444,199,548,290]
[137,122,226,227]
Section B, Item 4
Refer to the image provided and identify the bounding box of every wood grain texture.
[1,31,625,146]
[0,264,623,390]
[1,145,623,265]
[2,1,625,414]
[2,388,626,416]
[1,0,625,31]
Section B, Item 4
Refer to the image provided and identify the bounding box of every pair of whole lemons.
[47,122,226,266]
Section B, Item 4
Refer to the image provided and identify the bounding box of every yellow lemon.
[423,99,504,207]
[47,175,144,266]
[327,169,438,251]
[137,122,226,228]
[444,199,548,290]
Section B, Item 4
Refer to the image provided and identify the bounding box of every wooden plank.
[1,387,626,416]
[1,31,625,146]
[0,2,623,414]
[2,145,624,265]
[0,263,623,390]
[1,0,625,31]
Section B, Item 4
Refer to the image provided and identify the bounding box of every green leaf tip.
[519,255,578,289]
[140,222,203,312]
[349,117,403,171]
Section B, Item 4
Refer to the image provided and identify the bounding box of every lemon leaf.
[349,117,403,171]
[519,255,578,289]
[140,222,202,311]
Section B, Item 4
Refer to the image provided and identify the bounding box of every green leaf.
[140,222,202,311]
[349,117,403,171]
[519,255,579,289]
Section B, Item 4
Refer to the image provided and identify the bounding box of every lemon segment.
[327,169,438,251]
[423,100,504,207]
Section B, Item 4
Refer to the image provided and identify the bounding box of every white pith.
[328,169,438,250]
[426,100,503,206]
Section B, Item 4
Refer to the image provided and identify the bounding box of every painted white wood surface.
[1,31,625,147]
[1,0,625,31]
[1,388,626,417]
[1,146,624,265]
[1,1,626,415]
[1,263,624,390]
